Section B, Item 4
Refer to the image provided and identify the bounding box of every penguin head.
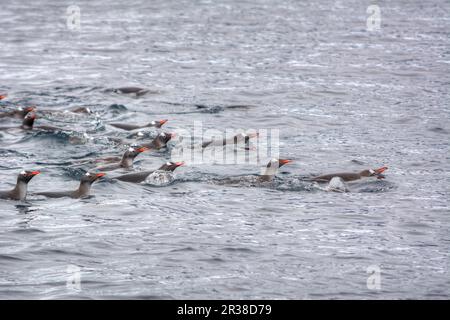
[18,170,40,183]
[156,132,174,144]
[151,119,168,128]
[18,106,36,118]
[124,146,150,159]
[234,132,258,143]
[22,112,36,128]
[266,158,292,169]
[81,172,105,184]
[159,161,185,172]
[360,166,388,178]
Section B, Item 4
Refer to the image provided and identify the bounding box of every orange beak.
[137,146,150,153]
[95,173,106,178]
[175,161,185,167]
[279,159,293,165]
[30,171,41,176]
[0,94,7,100]
[25,106,36,112]
[374,166,388,174]
[159,119,168,126]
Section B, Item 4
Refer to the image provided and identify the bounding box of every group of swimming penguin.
[0,88,388,202]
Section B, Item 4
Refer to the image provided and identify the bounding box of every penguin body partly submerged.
[0,170,40,201]
[35,172,105,199]
[109,119,167,131]
[114,161,184,183]
[95,146,149,171]
[309,167,388,182]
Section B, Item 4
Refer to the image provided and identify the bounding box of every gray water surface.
[1,0,449,299]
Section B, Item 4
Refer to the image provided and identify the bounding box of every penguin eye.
[20,170,26,175]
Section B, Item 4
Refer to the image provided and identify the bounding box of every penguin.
[309,166,388,182]
[109,119,168,131]
[0,112,36,131]
[94,146,150,171]
[0,170,40,201]
[113,161,184,183]
[35,172,105,199]
[141,132,175,150]
[113,87,150,96]
[0,106,35,119]
[0,112,65,132]
[201,132,258,148]
[212,158,293,185]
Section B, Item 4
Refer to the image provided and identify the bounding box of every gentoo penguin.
[109,119,168,131]
[213,158,292,185]
[8,112,65,132]
[94,146,149,171]
[114,161,184,183]
[201,132,258,148]
[141,132,175,150]
[0,106,35,119]
[35,172,105,199]
[309,166,388,182]
[0,112,36,131]
[39,106,92,115]
[113,87,152,96]
[0,170,40,201]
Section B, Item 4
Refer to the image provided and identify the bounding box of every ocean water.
[0,0,449,299]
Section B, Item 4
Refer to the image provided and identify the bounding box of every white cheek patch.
[20,170,26,175]
[369,169,375,174]
[85,172,91,176]
[151,121,156,125]
[160,133,166,137]
[166,162,171,166]
[128,147,135,152]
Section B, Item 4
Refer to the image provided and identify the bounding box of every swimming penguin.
[213,158,293,186]
[0,106,35,119]
[0,112,36,131]
[113,161,184,183]
[141,132,175,150]
[309,166,388,182]
[3,112,65,132]
[94,146,150,171]
[35,172,105,199]
[39,106,93,115]
[109,119,168,131]
[112,87,154,97]
[201,132,258,148]
[0,170,40,201]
